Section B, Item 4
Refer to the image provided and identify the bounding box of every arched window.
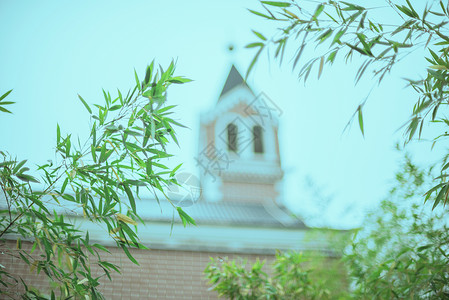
[227,123,238,152]
[253,125,264,154]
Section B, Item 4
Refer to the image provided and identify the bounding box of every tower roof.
[219,65,253,98]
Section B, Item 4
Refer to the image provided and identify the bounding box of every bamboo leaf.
[0,160,16,167]
[429,65,448,70]
[170,163,182,177]
[0,89,12,102]
[177,207,196,227]
[248,9,275,20]
[246,42,265,49]
[318,56,324,79]
[134,69,141,91]
[116,213,138,226]
[168,76,192,84]
[0,106,12,114]
[144,61,154,85]
[261,1,291,7]
[57,124,61,145]
[78,94,92,114]
[123,183,136,214]
[247,46,264,79]
[316,29,333,44]
[358,106,364,137]
[252,30,267,41]
[313,4,325,19]
[13,160,27,174]
[16,174,39,183]
[120,244,139,265]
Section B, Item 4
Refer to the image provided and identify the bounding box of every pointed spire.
[219,65,252,98]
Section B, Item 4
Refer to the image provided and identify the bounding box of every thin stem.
[0,171,65,238]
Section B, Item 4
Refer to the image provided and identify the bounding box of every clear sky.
[0,0,441,228]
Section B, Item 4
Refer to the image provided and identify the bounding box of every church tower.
[197,65,284,205]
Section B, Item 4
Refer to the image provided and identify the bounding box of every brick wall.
[1,240,275,299]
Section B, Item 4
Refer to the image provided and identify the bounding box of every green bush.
[205,250,348,299]
[205,156,449,299]
[345,156,449,299]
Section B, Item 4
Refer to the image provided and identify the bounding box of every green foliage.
[345,155,449,299]
[0,61,192,298]
[247,0,449,209]
[205,251,348,299]
[0,90,14,114]
[205,156,449,299]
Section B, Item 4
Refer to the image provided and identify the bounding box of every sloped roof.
[141,199,306,229]
[219,65,253,98]
[0,194,305,229]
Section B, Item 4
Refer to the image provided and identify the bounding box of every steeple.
[219,65,253,99]
[199,65,283,205]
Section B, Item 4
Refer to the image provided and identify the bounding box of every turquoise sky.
[0,0,440,228]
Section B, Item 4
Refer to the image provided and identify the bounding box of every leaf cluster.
[0,61,193,298]
[345,156,449,299]
[205,156,449,299]
[205,251,345,299]
[247,0,449,210]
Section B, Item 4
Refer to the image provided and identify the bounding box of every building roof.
[141,199,306,229]
[0,195,305,230]
[219,65,253,98]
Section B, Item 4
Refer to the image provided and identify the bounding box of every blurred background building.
[2,65,331,299]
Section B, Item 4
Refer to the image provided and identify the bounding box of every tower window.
[227,123,238,152]
[253,125,264,154]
